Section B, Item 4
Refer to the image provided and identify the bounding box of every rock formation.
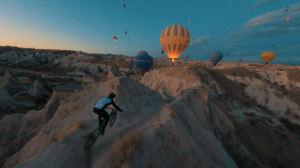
[82,68,101,83]
[0,70,22,95]
[28,80,45,97]
[107,63,120,78]
[1,61,300,168]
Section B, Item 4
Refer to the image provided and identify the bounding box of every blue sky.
[0,0,300,65]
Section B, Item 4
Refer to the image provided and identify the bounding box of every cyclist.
[94,93,123,135]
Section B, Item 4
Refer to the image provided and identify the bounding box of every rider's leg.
[93,108,102,127]
[101,110,110,132]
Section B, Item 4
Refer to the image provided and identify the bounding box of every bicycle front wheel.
[109,114,116,127]
[84,128,100,150]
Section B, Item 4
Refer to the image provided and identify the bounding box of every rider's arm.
[111,101,122,112]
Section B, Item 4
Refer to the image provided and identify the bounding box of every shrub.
[34,96,48,104]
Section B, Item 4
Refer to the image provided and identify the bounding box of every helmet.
[108,93,116,99]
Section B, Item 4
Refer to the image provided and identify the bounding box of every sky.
[1,0,300,65]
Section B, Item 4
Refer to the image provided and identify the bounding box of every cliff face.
[2,64,300,168]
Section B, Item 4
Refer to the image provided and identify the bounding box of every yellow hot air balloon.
[261,51,276,64]
[160,24,191,64]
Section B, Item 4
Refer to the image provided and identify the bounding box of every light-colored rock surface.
[28,80,45,97]
[1,57,300,168]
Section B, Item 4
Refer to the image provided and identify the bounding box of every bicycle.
[84,107,118,150]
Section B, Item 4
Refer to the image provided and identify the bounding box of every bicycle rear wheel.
[84,128,100,150]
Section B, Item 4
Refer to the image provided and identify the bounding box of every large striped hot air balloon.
[160,24,191,64]
[134,52,153,75]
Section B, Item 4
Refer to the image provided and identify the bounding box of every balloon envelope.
[207,50,210,53]
[137,51,148,56]
[261,51,276,64]
[161,49,164,54]
[209,51,223,65]
[225,52,229,56]
[160,24,191,63]
[134,54,153,75]
[122,3,126,7]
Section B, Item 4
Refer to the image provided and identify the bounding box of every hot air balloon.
[278,45,280,47]
[209,51,223,66]
[125,31,127,34]
[207,50,210,53]
[207,26,209,28]
[128,39,129,41]
[189,20,191,23]
[186,55,188,59]
[205,42,207,45]
[236,52,238,54]
[238,59,242,62]
[134,54,153,75]
[161,49,164,54]
[137,51,148,56]
[261,51,276,64]
[225,52,229,56]
[285,7,289,11]
[160,24,191,64]
[286,17,290,21]
[114,37,118,41]
[113,36,116,39]
[122,3,126,8]
[272,44,274,46]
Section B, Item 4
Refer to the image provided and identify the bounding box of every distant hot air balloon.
[261,51,276,64]
[207,26,209,28]
[137,51,148,56]
[272,44,274,46]
[225,52,229,56]
[238,59,242,62]
[161,49,164,54]
[134,54,153,75]
[189,20,191,23]
[160,24,191,64]
[209,51,223,66]
[115,37,118,41]
[285,7,289,11]
[286,17,290,21]
[278,45,280,47]
[128,39,129,41]
[259,21,262,23]
[122,3,126,8]
[207,50,210,53]
[125,31,127,34]
[186,55,189,59]
[205,42,207,45]
[236,52,238,54]
[113,36,115,39]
